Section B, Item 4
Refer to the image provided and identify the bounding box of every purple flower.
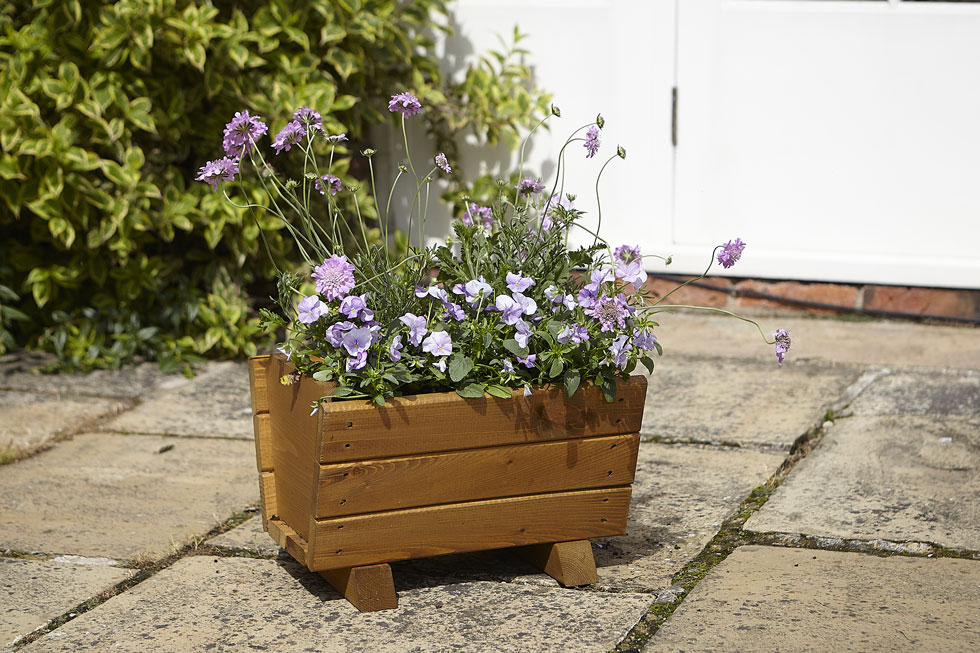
[399,313,428,346]
[516,354,537,369]
[614,244,641,263]
[422,330,453,357]
[312,254,356,301]
[339,293,373,321]
[523,385,532,397]
[542,194,574,231]
[414,285,429,298]
[388,335,403,363]
[717,238,746,269]
[342,327,373,356]
[506,272,536,293]
[584,125,601,158]
[196,157,239,190]
[462,203,493,229]
[774,329,791,365]
[577,286,598,310]
[315,174,342,196]
[346,351,367,371]
[326,321,355,348]
[516,177,546,196]
[512,292,537,316]
[222,110,268,158]
[587,294,631,332]
[514,319,532,349]
[616,259,648,288]
[388,92,422,117]
[464,279,492,302]
[435,153,451,174]
[501,360,515,373]
[292,107,321,129]
[609,334,631,369]
[445,303,466,322]
[427,285,450,305]
[272,120,306,154]
[634,328,658,351]
[324,133,348,142]
[495,295,524,325]
[558,323,590,345]
[296,295,328,324]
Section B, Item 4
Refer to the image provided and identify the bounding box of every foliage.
[0,0,549,372]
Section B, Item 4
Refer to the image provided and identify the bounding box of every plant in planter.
[200,95,790,610]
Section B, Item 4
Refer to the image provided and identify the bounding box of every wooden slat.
[259,472,277,526]
[316,374,647,463]
[267,518,309,564]
[308,486,632,571]
[519,540,598,587]
[247,355,273,414]
[253,413,274,473]
[316,433,640,518]
[319,564,397,612]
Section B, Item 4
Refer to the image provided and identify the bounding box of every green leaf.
[0,154,25,180]
[185,43,207,71]
[601,376,618,403]
[448,354,474,382]
[456,382,485,399]
[312,370,333,382]
[563,368,581,398]
[502,338,528,357]
[640,355,656,374]
[485,384,512,399]
[330,386,355,398]
[549,358,563,378]
[653,341,663,356]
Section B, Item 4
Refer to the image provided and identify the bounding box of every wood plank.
[319,564,397,612]
[316,433,640,518]
[247,355,273,414]
[518,540,598,587]
[308,486,632,571]
[316,374,647,463]
[267,518,310,565]
[259,471,277,526]
[253,413,273,473]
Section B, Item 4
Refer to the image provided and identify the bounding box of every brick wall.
[641,276,980,322]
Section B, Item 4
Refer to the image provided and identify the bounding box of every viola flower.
[506,272,536,293]
[584,125,601,158]
[445,303,466,322]
[609,334,631,369]
[512,292,537,316]
[587,294,631,332]
[495,295,524,325]
[523,385,532,397]
[196,157,239,190]
[501,360,515,373]
[222,110,268,158]
[435,153,451,174]
[292,107,321,129]
[774,329,792,365]
[616,259,648,288]
[634,328,658,351]
[272,120,306,154]
[614,244,641,263]
[464,279,493,303]
[422,331,453,357]
[346,351,368,371]
[388,92,422,117]
[315,174,342,196]
[296,295,328,324]
[388,335,403,363]
[339,293,373,321]
[342,327,373,356]
[514,319,532,348]
[717,238,746,269]
[558,324,590,345]
[399,313,428,346]
[312,254,356,301]
[433,359,447,373]
[516,177,546,196]
[414,285,429,298]
[516,353,537,368]
[326,321,355,348]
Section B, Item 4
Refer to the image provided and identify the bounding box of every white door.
[674,0,980,288]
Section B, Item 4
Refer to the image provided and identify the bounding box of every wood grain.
[308,486,632,571]
[247,355,273,414]
[253,413,273,473]
[267,518,309,564]
[259,471,277,527]
[319,564,397,612]
[519,540,598,587]
[316,433,640,517]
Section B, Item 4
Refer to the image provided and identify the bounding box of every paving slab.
[1,556,133,648]
[104,361,253,438]
[642,358,856,450]
[744,414,980,550]
[653,312,980,370]
[0,391,123,452]
[0,355,169,400]
[847,369,980,417]
[0,433,257,560]
[23,556,652,653]
[205,515,280,557]
[646,545,980,652]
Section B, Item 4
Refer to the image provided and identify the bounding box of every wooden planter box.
[247,354,646,610]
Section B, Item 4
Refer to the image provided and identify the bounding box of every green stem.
[639,304,775,344]
[651,246,722,307]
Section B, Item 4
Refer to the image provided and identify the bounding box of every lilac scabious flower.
[542,194,574,231]
[222,110,268,158]
[717,238,746,269]
[435,153,451,174]
[773,329,792,365]
[516,177,546,196]
[462,203,493,229]
[422,331,453,357]
[616,259,648,289]
[315,173,342,196]
[388,92,422,117]
[388,335,403,363]
[506,272,536,293]
[292,107,321,129]
[312,254,356,301]
[272,120,306,154]
[196,157,239,190]
[587,294,631,332]
[399,313,428,346]
[584,125,601,158]
[325,133,348,143]
[614,244,641,263]
[296,295,328,324]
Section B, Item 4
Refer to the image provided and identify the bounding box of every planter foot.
[319,563,397,612]
[519,539,598,587]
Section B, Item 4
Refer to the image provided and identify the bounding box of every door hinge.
[671,86,678,147]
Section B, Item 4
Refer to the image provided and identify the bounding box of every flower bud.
[346,184,358,192]
[617,145,626,159]
[304,172,317,180]
[551,104,561,117]
[398,164,408,173]
[361,148,376,157]
[284,179,299,189]
[665,256,672,265]
[596,114,605,129]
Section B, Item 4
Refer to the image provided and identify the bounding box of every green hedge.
[0,0,548,371]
